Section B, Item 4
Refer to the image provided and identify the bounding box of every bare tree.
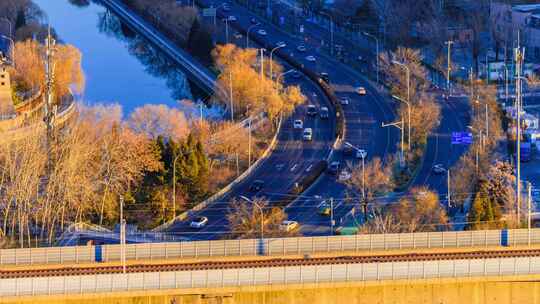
[128,104,189,140]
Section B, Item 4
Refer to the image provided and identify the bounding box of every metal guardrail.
[2,256,540,298]
[2,228,539,266]
[152,116,283,232]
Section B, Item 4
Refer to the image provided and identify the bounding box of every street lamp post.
[445,40,454,92]
[276,69,295,84]
[246,23,260,48]
[321,12,333,55]
[363,32,379,84]
[239,195,264,240]
[382,119,405,166]
[270,45,285,79]
[223,18,229,44]
[172,153,183,220]
[392,94,411,151]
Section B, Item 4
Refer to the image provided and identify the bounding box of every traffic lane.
[412,96,470,196]
[168,79,334,239]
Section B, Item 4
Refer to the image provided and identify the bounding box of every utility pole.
[330,197,334,235]
[515,46,524,226]
[44,27,57,175]
[248,106,252,167]
[445,40,453,92]
[382,120,405,166]
[120,196,126,274]
[229,69,234,121]
[528,182,532,245]
[485,103,489,139]
[224,18,229,44]
[447,168,451,208]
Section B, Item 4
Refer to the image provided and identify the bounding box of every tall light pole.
[229,68,234,121]
[467,125,482,174]
[239,195,264,240]
[321,12,333,55]
[392,95,411,150]
[1,35,15,67]
[0,17,12,39]
[223,18,229,44]
[246,23,260,48]
[276,69,295,84]
[382,119,405,166]
[445,40,454,92]
[515,47,524,226]
[172,153,182,220]
[269,45,285,79]
[119,196,126,274]
[363,32,379,84]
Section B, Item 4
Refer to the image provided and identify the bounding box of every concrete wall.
[5,275,540,304]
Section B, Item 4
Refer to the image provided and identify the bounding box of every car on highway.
[306,105,318,116]
[190,216,208,229]
[292,70,302,78]
[340,97,350,105]
[432,164,446,174]
[279,220,299,232]
[276,41,286,48]
[297,45,307,52]
[328,161,340,174]
[356,87,367,95]
[222,4,231,11]
[305,55,316,62]
[293,119,303,129]
[249,179,265,191]
[227,15,237,21]
[320,72,330,83]
[339,169,351,181]
[233,32,243,39]
[303,128,313,141]
[320,106,329,119]
[318,201,331,216]
[250,17,258,24]
[342,144,353,156]
[257,29,267,36]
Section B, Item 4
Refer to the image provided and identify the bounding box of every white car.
[356,87,367,95]
[293,119,303,129]
[276,41,286,47]
[433,164,446,174]
[227,15,237,21]
[340,97,350,105]
[305,55,316,62]
[303,128,313,141]
[190,216,208,228]
[297,45,307,52]
[279,220,299,232]
[257,29,267,36]
[339,170,351,181]
[233,32,243,39]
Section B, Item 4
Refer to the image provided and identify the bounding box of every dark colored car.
[250,180,264,191]
[320,72,330,83]
[328,161,340,174]
[307,105,318,116]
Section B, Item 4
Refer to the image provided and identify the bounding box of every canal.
[33,0,194,113]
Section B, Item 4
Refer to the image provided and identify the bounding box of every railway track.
[3,249,540,279]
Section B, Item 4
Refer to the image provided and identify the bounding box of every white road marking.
[290,164,298,172]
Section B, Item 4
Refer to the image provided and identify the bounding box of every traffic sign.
[202,7,216,17]
[451,132,473,145]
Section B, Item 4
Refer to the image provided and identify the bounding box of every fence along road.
[1,228,539,266]
[2,254,540,298]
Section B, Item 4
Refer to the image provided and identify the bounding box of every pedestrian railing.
[1,228,539,266]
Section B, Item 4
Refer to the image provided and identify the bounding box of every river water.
[32,0,193,113]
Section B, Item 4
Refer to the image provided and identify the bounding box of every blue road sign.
[452,132,473,145]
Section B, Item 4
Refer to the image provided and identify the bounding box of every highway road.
[202,1,398,236]
[165,10,336,240]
